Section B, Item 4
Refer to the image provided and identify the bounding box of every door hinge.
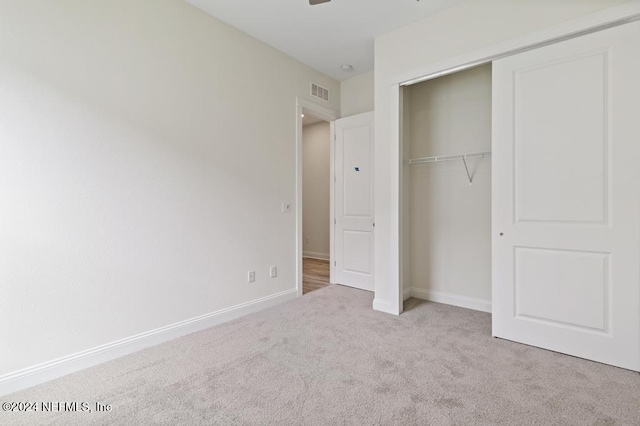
[334,218,337,224]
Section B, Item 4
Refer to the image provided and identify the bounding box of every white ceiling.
[186,0,465,81]
[302,113,324,126]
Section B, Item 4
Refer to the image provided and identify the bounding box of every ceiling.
[186,0,465,81]
[302,113,324,126]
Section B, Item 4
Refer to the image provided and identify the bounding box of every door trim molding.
[295,98,339,298]
[389,2,640,315]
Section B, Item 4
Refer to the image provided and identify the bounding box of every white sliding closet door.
[492,21,640,371]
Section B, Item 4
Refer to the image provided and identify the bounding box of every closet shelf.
[405,151,491,165]
[405,151,491,185]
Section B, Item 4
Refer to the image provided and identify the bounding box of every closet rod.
[405,151,491,185]
[405,151,491,165]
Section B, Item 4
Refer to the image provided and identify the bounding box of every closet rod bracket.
[462,156,472,185]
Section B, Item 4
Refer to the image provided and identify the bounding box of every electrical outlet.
[305,237,310,244]
[270,266,277,278]
[248,270,255,283]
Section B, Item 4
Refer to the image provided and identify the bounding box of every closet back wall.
[404,64,492,307]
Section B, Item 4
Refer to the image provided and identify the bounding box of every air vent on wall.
[311,82,329,102]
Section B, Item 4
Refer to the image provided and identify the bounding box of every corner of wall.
[340,71,375,117]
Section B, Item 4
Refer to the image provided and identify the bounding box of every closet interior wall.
[402,63,493,308]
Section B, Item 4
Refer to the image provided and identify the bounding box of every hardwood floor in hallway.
[303,257,330,295]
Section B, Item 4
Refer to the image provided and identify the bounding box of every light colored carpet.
[3,285,640,425]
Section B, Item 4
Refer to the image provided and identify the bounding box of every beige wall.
[374,0,629,310]
[340,71,374,117]
[404,64,492,302]
[303,122,331,259]
[0,0,339,378]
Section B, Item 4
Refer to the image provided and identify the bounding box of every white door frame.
[296,98,340,297]
[384,2,640,315]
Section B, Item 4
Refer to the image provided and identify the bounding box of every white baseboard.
[373,298,400,315]
[405,288,492,313]
[0,288,297,397]
[403,286,412,301]
[303,251,330,261]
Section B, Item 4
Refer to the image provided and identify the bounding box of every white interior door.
[334,112,375,291]
[493,21,640,371]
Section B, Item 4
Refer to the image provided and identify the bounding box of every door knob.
[499,232,504,237]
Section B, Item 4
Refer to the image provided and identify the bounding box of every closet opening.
[401,63,493,314]
[393,12,640,371]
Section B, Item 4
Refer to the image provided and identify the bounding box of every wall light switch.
[281,202,291,213]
